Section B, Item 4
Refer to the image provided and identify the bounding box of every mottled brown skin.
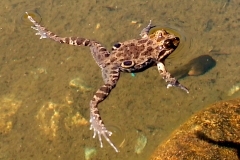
[26,13,188,152]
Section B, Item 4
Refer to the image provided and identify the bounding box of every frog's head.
[154,30,180,49]
[150,30,180,61]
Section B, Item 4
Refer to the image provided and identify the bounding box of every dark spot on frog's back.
[114,43,121,48]
[147,46,153,51]
[147,40,153,45]
[142,50,151,56]
[124,61,132,65]
[110,57,117,62]
[138,39,148,44]
[137,44,145,52]
[99,48,107,52]
[112,43,121,50]
[133,52,139,59]
[141,47,152,56]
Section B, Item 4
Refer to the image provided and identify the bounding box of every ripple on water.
[105,125,126,149]
[19,9,42,26]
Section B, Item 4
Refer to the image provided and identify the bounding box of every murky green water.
[0,0,239,159]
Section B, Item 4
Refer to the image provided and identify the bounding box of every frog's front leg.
[90,66,120,152]
[139,20,156,38]
[157,62,189,93]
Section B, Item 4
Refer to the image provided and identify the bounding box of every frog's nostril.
[173,37,180,46]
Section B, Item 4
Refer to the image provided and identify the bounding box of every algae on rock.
[150,98,240,160]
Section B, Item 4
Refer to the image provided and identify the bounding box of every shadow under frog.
[171,55,216,79]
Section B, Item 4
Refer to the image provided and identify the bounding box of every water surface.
[0,0,239,159]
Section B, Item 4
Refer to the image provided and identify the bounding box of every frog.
[26,12,189,152]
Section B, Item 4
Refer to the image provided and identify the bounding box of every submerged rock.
[150,98,240,160]
[135,130,148,154]
[0,95,22,134]
[36,101,88,139]
[227,83,240,96]
[84,147,97,160]
[69,77,92,92]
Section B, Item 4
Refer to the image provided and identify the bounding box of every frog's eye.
[121,60,135,68]
[163,39,171,47]
[163,37,180,49]
[112,43,121,50]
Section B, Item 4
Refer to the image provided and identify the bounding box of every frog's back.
[107,38,160,72]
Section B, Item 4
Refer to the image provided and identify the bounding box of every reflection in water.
[20,10,42,26]
[172,55,216,79]
[105,125,126,149]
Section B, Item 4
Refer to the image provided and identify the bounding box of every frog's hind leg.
[157,62,189,93]
[90,66,120,152]
[26,12,110,67]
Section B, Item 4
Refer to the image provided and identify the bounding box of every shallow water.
[0,0,240,159]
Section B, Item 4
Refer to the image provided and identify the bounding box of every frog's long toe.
[90,114,119,152]
[167,83,189,93]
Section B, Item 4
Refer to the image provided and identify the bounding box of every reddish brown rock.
[150,98,240,160]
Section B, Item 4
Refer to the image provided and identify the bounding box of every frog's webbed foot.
[166,81,189,93]
[90,112,119,152]
[140,20,156,38]
[157,62,189,93]
[26,12,49,39]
